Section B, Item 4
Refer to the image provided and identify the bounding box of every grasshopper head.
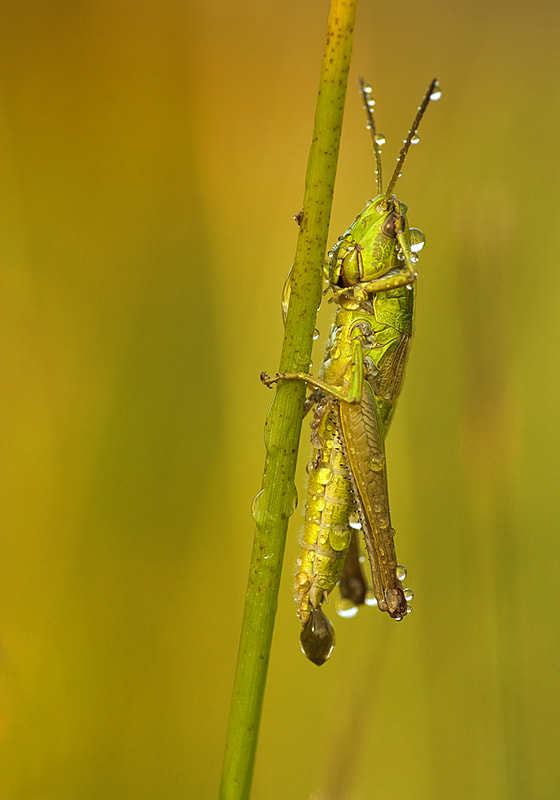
[327,77,438,293]
[329,194,411,288]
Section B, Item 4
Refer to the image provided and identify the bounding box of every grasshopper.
[263,78,440,664]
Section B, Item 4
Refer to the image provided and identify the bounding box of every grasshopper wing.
[338,385,407,618]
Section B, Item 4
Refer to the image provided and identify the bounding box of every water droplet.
[251,489,272,526]
[410,228,426,252]
[300,607,335,665]
[329,528,350,552]
[336,597,360,618]
[313,328,320,341]
[315,496,326,512]
[411,134,420,145]
[406,603,413,613]
[374,133,385,145]
[316,466,332,485]
[396,564,407,581]
[430,82,442,102]
[288,484,298,515]
[364,589,377,607]
[281,265,293,325]
[363,84,373,95]
[404,587,414,602]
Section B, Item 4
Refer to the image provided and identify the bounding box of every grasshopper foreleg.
[260,371,325,420]
[260,336,366,405]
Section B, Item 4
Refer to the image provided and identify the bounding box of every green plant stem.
[219,2,358,798]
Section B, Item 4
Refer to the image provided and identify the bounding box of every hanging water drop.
[300,607,335,665]
[410,228,426,253]
[364,589,378,607]
[430,82,442,101]
[336,597,360,618]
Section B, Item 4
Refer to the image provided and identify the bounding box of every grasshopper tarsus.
[260,371,277,387]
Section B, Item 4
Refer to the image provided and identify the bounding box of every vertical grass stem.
[220,2,358,797]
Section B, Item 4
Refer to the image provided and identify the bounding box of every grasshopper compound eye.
[381,211,406,239]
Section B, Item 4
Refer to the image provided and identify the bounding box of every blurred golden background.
[0,1,559,798]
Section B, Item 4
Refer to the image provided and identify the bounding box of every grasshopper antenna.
[385,78,441,198]
[359,78,383,195]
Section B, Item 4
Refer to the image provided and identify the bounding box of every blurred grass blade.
[219,1,358,798]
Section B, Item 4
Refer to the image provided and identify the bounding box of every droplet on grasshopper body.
[300,606,335,666]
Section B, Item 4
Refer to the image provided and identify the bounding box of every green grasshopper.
[263,78,440,665]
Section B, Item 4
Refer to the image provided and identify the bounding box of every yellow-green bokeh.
[0,1,559,798]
